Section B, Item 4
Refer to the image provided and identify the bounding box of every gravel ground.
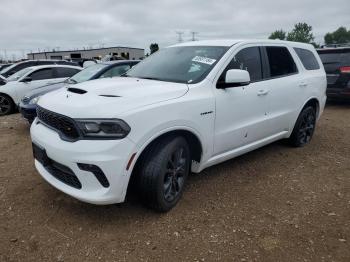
[0,103,349,262]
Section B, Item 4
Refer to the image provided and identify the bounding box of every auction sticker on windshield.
[192,56,216,65]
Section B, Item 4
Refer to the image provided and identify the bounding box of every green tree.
[286,22,315,43]
[324,27,350,45]
[150,43,159,54]
[268,29,286,40]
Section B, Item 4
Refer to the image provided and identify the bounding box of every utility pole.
[176,31,184,43]
[191,31,198,41]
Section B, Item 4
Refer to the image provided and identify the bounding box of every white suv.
[30,40,327,212]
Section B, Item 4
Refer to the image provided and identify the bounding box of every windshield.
[125,46,229,84]
[69,63,107,83]
[7,67,32,82]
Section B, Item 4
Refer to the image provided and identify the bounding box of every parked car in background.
[0,65,81,116]
[0,63,12,72]
[31,40,326,212]
[317,47,350,100]
[19,60,139,123]
[0,60,79,79]
[0,64,12,86]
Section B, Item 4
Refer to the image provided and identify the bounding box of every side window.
[265,47,297,77]
[55,67,80,78]
[99,65,131,78]
[224,47,263,82]
[294,48,320,70]
[29,68,54,81]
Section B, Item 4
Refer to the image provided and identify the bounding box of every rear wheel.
[138,136,191,212]
[0,94,15,116]
[289,106,316,147]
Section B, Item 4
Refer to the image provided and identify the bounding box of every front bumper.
[30,119,137,205]
[19,103,37,123]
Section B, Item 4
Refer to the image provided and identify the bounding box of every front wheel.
[0,94,15,116]
[289,106,316,147]
[138,136,191,212]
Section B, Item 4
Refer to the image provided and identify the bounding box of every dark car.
[317,47,350,100]
[0,63,12,72]
[0,60,79,79]
[19,60,139,123]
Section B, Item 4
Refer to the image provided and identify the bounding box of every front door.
[213,46,271,155]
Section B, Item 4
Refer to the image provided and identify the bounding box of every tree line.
[269,23,350,47]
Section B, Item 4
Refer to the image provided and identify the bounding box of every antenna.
[191,31,198,41]
[176,31,184,43]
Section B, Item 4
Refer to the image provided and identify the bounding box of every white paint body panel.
[31,40,327,204]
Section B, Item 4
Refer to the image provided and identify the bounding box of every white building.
[27,46,144,60]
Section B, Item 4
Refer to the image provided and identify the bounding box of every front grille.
[37,106,80,140]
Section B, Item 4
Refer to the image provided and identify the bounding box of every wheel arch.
[126,128,204,192]
[300,97,320,118]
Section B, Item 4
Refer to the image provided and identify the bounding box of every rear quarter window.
[265,46,298,78]
[294,48,320,70]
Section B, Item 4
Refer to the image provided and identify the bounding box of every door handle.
[299,82,308,88]
[257,89,269,96]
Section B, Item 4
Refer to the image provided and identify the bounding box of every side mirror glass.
[22,76,32,83]
[217,69,250,89]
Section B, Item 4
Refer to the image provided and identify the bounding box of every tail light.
[340,66,350,74]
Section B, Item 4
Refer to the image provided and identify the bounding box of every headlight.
[29,96,41,105]
[76,119,131,139]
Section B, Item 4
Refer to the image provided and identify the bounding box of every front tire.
[138,136,191,212]
[289,106,316,147]
[0,94,15,116]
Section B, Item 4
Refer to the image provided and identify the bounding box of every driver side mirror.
[21,76,32,83]
[217,69,250,89]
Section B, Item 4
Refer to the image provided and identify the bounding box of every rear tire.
[289,106,316,147]
[0,94,15,116]
[137,136,191,212]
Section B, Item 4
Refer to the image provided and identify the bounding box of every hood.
[24,82,67,101]
[38,77,189,118]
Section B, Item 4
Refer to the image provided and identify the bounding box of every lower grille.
[47,160,82,189]
[36,106,80,140]
[33,143,82,189]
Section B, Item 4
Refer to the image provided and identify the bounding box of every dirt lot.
[0,104,349,262]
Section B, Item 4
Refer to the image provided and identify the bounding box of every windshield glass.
[69,63,107,83]
[126,46,229,84]
[7,67,32,82]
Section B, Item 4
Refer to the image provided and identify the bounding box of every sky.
[0,0,349,60]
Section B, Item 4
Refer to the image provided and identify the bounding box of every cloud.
[0,0,349,59]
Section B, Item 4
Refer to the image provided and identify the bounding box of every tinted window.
[266,47,297,77]
[55,67,80,78]
[29,68,54,80]
[225,47,263,81]
[99,64,131,78]
[294,48,320,70]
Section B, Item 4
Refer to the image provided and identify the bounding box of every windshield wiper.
[67,78,77,84]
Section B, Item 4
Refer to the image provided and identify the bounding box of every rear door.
[260,45,301,135]
[54,67,81,82]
